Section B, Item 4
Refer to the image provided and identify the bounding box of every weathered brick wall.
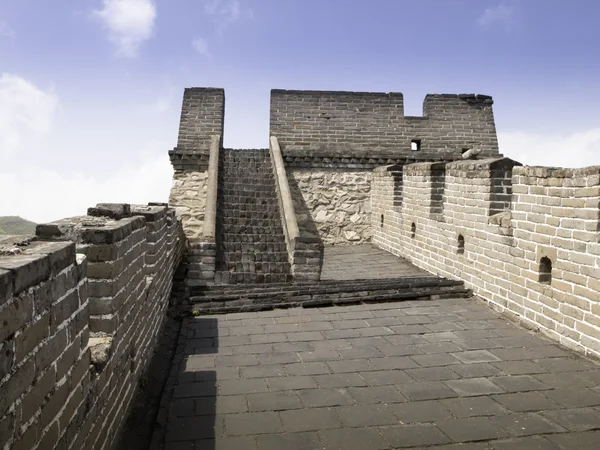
[372,159,600,358]
[0,203,184,450]
[175,88,224,153]
[270,90,500,157]
[289,169,372,245]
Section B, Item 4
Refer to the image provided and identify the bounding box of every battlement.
[270,89,499,159]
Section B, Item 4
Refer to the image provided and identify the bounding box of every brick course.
[372,160,600,359]
[0,203,184,450]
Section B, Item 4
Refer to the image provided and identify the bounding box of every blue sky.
[1,0,600,222]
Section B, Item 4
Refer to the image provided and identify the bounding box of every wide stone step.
[189,278,471,314]
[219,243,288,253]
[214,271,293,285]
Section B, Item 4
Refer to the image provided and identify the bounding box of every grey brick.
[347,386,405,404]
[195,437,258,450]
[280,408,342,432]
[285,362,330,376]
[441,396,507,418]
[165,416,219,441]
[543,388,600,408]
[541,407,600,431]
[314,373,367,388]
[546,430,600,450]
[319,428,390,450]
[370,356,419,370]
[411,354,459,367]
[451,363,504,378]
[492,391,561,412]
[397,382,458,401]
[389,400,453,423]
[327,359,374,373]
[298,350,341,362]
[378,424,452,447]
[247,392,303,412]
[405,367,460,381]
[257,352,302,365]
[492,361,548,375]
[219,379,268,395]
[359,370,412,386]
[336,404,398,427]
[451,350,502,364]
[437,416,509,442]
[269,376,318,391]
[196,395,247,415]
[299,388,355,407]
[490,436,559,450]
[493,412,564,436]
[241,365,285,378]
[445,378,505,396]
[257,432,322,450]
[490,375,551,393]
[224,412,283,435]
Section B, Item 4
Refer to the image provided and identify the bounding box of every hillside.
[0,216,37,235]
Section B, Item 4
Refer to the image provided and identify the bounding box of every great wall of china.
[1,88,598,449]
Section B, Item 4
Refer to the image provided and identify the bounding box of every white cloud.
[478,2,515,29]
[0,154,173,224]
[192,36,211,58]
[499,128,600,168]
[0,73,59,157]
[205,0,252,34]
[0,20,15,39]
[93,0,156,57]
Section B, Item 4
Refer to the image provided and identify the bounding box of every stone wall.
[169,171,209,240]
[271,90,500,158]
[0,203,184,450]
[372,159,600,358]
[289,169,372,245]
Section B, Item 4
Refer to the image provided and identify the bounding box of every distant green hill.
[0,216,37,235]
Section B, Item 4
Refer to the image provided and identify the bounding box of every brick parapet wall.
[0,203,185,450]
[270,90,500,158]
[372,160,600,358]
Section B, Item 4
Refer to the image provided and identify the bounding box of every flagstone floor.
[160,296,600,449]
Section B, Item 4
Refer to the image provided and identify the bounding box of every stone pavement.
[162,297,600,449]
[320,245,433,280]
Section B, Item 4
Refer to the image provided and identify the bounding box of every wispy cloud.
[192,36,212,58]
[478,2,516,30]
[0,20,15,39]
[500,128,600,168]
[93,0,156,57]
[204,0,252,35]
[0,73,59,157]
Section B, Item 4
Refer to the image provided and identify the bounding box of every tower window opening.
[411,140,421,151]
[457,234,465,255]
[539,257,552,284]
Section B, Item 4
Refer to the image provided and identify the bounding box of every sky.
[1,0,600,223]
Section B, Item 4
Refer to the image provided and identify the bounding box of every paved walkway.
[320,245,433,280]
[163,297,600,450]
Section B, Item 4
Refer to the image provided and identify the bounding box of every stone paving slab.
[162,297,600,449]
[320,244,433,281]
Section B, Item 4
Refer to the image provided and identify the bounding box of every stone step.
[213,271,293,285]
[219,243,288,252]
[216,148,291,284]
[189,277,471,314]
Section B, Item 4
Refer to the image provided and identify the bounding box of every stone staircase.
[214,149,292,284]
[190,277,472,314]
